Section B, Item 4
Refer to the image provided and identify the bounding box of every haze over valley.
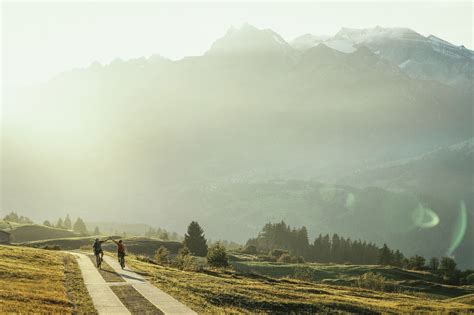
[2,23,473,268]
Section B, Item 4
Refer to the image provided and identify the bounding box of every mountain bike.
[95,252,103,269]
[119,253,126,269]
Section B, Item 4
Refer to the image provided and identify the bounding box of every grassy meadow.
[230,260,474,298]
[0,245,96,313]
[126,254,474,313]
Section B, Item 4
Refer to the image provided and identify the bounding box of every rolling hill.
[0,245,95,313]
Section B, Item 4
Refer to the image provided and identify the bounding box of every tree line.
[246,221,382,264]
[43,214,92,235]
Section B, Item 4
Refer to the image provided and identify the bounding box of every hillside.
[0,245,95,313]
[230,260,474,298]
[127,254,474,313]
[8,224,78,242]
[25,236,183,255]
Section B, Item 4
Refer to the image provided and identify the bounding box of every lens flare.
[411,204,440,228]
[447,201,468,257]
[345,193,355,209]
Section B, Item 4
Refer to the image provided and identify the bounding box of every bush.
[242,245,258,255]
[277,253,293,263]
[270,249,288,259]
[277,253,303,264]
[465,273,474,285]
[154,246,169,265]
[293,266,315,281]
[174,247,198,271]
[135,254,157,265]
[207,243,229,268]
[357,272,395,292]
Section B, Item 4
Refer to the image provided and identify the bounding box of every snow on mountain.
[334,26,423,44]
[291,26,473,88]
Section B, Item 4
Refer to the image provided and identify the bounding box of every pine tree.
[429,257,440,271]
[56,218,64,229]
[63,214,72,230]
[393,250,404,267]
[378,244,393,265]
[183,221,208,256]
[93,226,100,235]
[73,218,88,235]
[408,255,426,270]
[160,231,169,240]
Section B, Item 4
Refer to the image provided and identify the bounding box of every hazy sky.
[2,1,473,87]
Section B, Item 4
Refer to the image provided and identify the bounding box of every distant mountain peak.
[206,23,292,55]
[334,26,420,43]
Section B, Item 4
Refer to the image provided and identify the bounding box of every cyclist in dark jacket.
[92,238,108,259]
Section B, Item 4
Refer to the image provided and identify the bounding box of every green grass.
[9,224,78,242]
[25,236,182,255]
[126,255,474,313]
[230,260,474,298]
[0,245,96,313]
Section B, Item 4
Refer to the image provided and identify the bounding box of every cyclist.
[110,238,126,269]
[92,238,108,268]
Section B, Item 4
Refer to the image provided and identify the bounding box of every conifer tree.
[63,214,72,229]
[73,217,88,235]
[56,218,64,229]
[378,244,393,265]
[183,221,208,256]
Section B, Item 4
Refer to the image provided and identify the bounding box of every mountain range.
[2,24,473,267]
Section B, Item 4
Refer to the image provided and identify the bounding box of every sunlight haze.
[2,1,473,87]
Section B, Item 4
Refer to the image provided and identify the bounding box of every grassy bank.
[24,236,182,255]
[231,260,474,298]
[0,245,96,313]
[126,255,474,313]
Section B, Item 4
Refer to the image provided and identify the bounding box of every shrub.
[135,254,157,265]
[465,273,474,285]
[207,243,230,268]
[174,246,198,271]
[293,266,315,281]
[154,246,169,265]
[357,272,393,292]
[270,249,288,259]
[242,245,258,255]
[277,253,293,263]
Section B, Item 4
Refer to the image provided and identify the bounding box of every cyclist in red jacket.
[110,238,126,269]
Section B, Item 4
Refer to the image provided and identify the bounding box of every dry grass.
[63,254,97,314]
[0,245,96,313]
[128,255,474,314]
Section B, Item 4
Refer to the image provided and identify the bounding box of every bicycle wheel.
[120,256,125,269]
[96,255,101,269]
